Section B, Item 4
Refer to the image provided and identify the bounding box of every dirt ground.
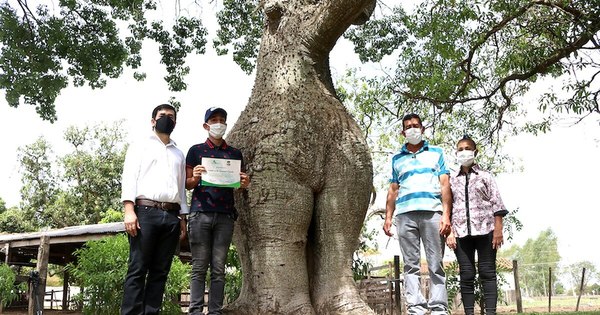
[3,304,599,314]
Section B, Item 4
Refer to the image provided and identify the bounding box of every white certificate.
[201,158,241,188]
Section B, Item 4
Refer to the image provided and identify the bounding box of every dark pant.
[455,231,497,315]
[121,206,181,315]
[188,212,234,315]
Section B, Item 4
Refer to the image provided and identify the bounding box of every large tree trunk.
[226,1,376,314]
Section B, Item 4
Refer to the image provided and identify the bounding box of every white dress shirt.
[121,132,189,214]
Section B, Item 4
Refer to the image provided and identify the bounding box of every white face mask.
[457,150,475,167]
[208,123,227,139]
[404,127,423,145]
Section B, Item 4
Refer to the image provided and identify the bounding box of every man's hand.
[439,214,451,236]
[240,172,250,189]
[446,231,457,250]
[383,218,394,237]
[179,217,187,242]
[123,201,140,237]
[192,165,206,179]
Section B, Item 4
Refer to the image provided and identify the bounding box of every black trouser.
[455,231,497,315]
[121,206,180,315]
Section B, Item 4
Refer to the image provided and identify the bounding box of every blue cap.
[204,107,227,122]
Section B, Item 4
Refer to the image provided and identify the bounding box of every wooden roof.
[0,222,191,266]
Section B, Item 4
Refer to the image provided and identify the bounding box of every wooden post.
[62,270,70,310]
[28,235,49,315]
[575,267,586,311]
[512,260,523,313]
[548,267,552,312]
[394,255,402,315]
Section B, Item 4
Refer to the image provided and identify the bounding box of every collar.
[149,131,176,147]
[205,138,228,149]
[457,164,481,176]
[400,140,429,155]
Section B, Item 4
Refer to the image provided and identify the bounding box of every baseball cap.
[204,107,227,122]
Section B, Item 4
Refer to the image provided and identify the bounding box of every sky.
[1,1,599,279]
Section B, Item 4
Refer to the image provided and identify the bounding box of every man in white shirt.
[120,104,189,315]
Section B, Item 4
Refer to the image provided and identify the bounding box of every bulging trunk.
[226,1,376,314]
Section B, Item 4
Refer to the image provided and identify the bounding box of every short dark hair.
[458,134,477,148]
[152,104,177,120]
[402,113,423,129]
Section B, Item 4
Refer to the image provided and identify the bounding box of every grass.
[493,294,600,315]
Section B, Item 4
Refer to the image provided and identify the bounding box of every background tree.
[16,121,126,228]
[0,0,207,121]
[0,197,35,233]
[564,260,599,295]
[500,228,561,297]
[344,0,600,152]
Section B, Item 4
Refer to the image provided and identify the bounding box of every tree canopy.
[0,0,207,121]
[1,121,127,232]
[2,0,598,140]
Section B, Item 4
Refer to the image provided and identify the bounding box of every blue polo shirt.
[186,139,244,214]
[389,141,449,215]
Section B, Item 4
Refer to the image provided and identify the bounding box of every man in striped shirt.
[383,113,452,315]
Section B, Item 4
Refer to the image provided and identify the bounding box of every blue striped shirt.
[389,141,449,215]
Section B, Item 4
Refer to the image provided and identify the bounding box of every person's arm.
[123,201,139,237]
[383,183,399,237]
[446,230,457,250]
[179,156,189,241]
[439,173,452,236]
[185,165,205,189]
[121,144,140,237]
[492,216,503,249]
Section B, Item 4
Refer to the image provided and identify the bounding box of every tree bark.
[226,1,376,314]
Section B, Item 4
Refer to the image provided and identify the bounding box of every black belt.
[135,198,180,211]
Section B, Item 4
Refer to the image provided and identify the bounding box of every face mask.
[404,127,422,145]
[457,150,475,167]
[208,123,227,139]
[155,116,175,135]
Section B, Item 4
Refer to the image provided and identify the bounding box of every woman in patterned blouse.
[446,136,509,315]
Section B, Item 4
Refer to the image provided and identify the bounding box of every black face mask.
[155,116,175,135]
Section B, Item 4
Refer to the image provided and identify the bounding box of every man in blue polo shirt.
[185,107,250,315]
[383,113,452,315]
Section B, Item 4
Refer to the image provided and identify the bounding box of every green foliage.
[445,260,511,312]
[344,6,408,63]
[444,261,461,311]
[99,208,124,223]
[213,0,262,74]
[563,260,599,294]
[0,263,21,308]
[503,228,561,296]
[344,0,600,153]
[69,234,190,315]
[162,257,192,315]
[502,208,523,242]
[0,0,207,121]
[0,206,36,233]
[0,197,6,214]
[69,234,129,314]
[224,244,242,303]
[17,121,127,228]
[352,210,380,281]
